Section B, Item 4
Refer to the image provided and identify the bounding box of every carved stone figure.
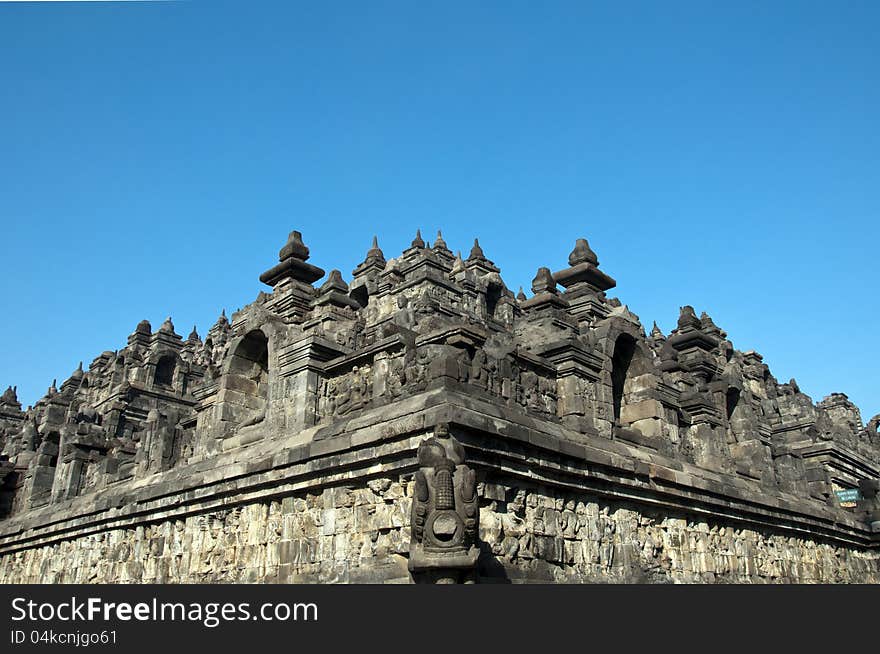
[409,424,479,583]
[394,295,416,330]
[470,349,490,389]
[867,414,880,442]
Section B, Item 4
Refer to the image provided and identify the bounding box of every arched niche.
[485,282,503,319]
[610,333,652,425]
[350,284,369,309]
[43,431,60,468]
[726,387,741,421]
[112,356,126,384]
[229,330,269,379]
[725,387,749,443]
[224,329,270,426]
[153,354,177,388]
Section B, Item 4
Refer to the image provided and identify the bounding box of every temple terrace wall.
[1,387,878,583]
[2,231,879,583]
[2,474,878,584]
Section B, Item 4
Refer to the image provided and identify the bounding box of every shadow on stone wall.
[477,541,511,583]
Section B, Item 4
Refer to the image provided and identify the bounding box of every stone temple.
[1,230,878,583]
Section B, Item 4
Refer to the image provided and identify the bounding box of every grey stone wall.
[478,481,880,583]
[2,473,877,584]
[0,478,414,584]
[1,229,879,583]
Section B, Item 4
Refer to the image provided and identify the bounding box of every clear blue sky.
[1,1,877,419]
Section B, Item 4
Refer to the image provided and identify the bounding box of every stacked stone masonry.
[1,230,878,583]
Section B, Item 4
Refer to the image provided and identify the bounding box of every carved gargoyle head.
[409,424,480,583]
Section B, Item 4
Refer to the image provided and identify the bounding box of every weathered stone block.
[621,399,664,424]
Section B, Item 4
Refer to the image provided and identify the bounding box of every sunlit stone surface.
[1,230,878,583]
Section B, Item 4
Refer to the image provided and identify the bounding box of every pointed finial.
[568,238,599,266]
[531,267,558,295]
[319,269,349,294]
[365,235,385,263]
[1,386,16,403]
[677,305,701,330]
[213,310,229,330]
[160,316,175,334]
[411,229,425,249]
[188,325,201,342]
[451,250,465,275]
[433,229,448,251]
[278,230,310,262]
[516,286,527,301]
[700,311,718,330]
[468,238,486,261]
[650,321,664,339]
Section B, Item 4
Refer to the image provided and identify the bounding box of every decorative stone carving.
[1,229,879,584]
[409,424,479,583]
[866,414,880,442]
[858,479,880,532]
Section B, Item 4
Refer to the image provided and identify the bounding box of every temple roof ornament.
[319,269,349,295]
[450,251,465,276]
[278,230,310,262]
[568,237,599,266]
[433,229,449,252]
[552,237,615,293]
[366,235,384,262]
[531,267,558,295]
[677,305,702,330]
[260,229,325,287]
[465,238,500,273]
[700,311,726,338]
[353,236,387,279]
[211,310,229,331]
[315,268,360,310]
[1,385,17,405]
[650,321,665,340]
[467,238,486,262]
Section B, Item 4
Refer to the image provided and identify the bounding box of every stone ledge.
[0,389,874,556]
